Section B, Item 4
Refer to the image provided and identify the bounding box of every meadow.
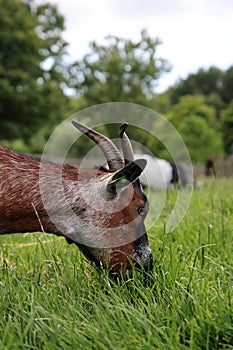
[0,178,232,349]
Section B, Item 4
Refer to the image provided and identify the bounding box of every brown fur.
[0,145,152,275]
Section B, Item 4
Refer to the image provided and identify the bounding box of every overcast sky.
[43,0,233,92]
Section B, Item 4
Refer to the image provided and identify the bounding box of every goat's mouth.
[111,258,153,280]
[65,237,153,278]
[132,248,153,270]
[108,248,153,279]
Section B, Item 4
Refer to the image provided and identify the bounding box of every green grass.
[0,178,232,349]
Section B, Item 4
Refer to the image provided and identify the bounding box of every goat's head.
[42,121,152,277]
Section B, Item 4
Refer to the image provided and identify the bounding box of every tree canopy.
[164,95,223,161]
[69,30,171,106]
[165,66,233,158]
[221,101,233,154]
[177,116,223,162]
[169,67,224,104]
[167,95,217,127]
[0,0,70,149]
[0,0,232,162]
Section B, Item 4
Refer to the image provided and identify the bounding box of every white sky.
[43,0,233,92]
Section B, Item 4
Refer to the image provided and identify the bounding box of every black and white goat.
[134,154,191,190]
[119,124,191,191]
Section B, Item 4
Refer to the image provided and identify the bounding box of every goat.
[0,121,152,276]
[119,123,190,191]
[133,154,191,191]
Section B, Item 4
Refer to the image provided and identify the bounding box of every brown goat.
[0,122,152,276]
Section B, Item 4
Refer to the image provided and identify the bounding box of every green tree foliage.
[166,95,223,162]
[69,30,171,106]
[158,66,233,159]
[221,101,233,154]
[167,95,217,128]
[203,92,225,120]
[167,66,233,119]
[150,90,172,114]
[178,116,223,162]
[221,66,233,103]
[0,0,70,149]
[169,67,223,104]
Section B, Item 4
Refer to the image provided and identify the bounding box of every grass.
[0,178,232,349]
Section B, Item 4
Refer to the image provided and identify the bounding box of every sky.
[41,0,233,92]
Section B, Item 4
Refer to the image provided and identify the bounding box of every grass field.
[0,178,232,349]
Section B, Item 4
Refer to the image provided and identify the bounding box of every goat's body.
[134,154,191,190]
[0,145,44,234]
[134,154,173,190]
[0,145,106,235]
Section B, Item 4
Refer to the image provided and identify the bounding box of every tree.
[165,95,224,162]
[0,0,70,149]
[169,66,224,105]
[204,92,225,120]
[69,30,171,106]
[150,90,172,114]
[221,101,233,154]
[178,116,223,162]
[167,95,217,128]
[221,66,233,103]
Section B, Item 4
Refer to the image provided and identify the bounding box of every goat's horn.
[119,123,134,164]
[72,121,124,170]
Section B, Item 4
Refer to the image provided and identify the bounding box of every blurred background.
[0,0,232,175]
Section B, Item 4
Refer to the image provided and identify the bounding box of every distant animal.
[119,124,190,191]
[205,158,216,177]
[0,122,152,277]
[134,154,191,190]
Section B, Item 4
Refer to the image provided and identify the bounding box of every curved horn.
[119,123,134,164]
[72,121,124,170]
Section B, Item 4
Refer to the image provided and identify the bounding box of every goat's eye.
[138,206,145,216]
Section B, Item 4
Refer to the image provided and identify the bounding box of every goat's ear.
[106,159,147,195]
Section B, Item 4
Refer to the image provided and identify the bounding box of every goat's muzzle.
[131,236,153,272]
[133,247,153,271]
